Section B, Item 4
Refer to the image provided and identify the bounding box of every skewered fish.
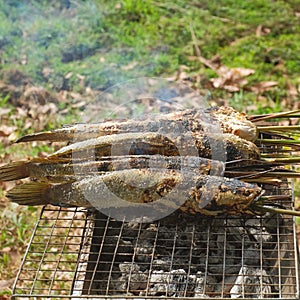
[1,105,300,217]
[49,131,261,161]
[0,131,260,182]
[0,155,224,182]
[16,106,258,143]
[1,153,297,185]
[5,169,263,217]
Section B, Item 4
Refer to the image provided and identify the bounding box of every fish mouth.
[254,189,265,202]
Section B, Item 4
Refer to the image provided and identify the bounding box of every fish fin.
[0,161,30,181]
[6,182,50,206]
[16,130,69,143]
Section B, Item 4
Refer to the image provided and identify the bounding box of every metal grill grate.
[12,191,299,299]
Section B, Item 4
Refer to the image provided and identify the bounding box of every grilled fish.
[49,132,260,161]
[0,131,260,183]
[16,106,258,143]
[0,155,224,182]
[5,169,263,217]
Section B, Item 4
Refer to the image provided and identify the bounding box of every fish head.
[216,178,263,210]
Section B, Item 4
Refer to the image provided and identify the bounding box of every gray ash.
[80,210,293,298]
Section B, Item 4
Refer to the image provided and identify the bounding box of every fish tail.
[6,182,50,206]
[0,161,30,181]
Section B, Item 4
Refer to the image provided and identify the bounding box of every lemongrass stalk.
[253,205,300,217]
[257,125,300,131]
[259,195,291,201]
[260,153,294,158]
[257,139,300,144]
[262,157,300,164]
[227,171,300,178]
[245,178,282,184]
[250,109,300,122]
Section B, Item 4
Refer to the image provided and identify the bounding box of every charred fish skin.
[16,106,258,143]
[0,131,259,182]
[0,155,224,182]
[5,169,262,217]
[205,106,258,142]
[51,132,260,161]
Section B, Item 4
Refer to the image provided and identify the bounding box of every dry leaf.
[223,85,241,92]
[121,61,138,71]
[216,67,255,79]
[286,80,298,98]
[65,72,73,79]
[0,108,11,117]
[0,125,17,137]
[256,25,271,37]
[71,100,87,109]
[250,81,278,93]
[42,67,53,77]
[0,278,14,291]
[210,67,255,91]
[0,247,11,253]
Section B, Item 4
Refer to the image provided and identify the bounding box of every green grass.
[0,0,300,110]
[0,203,39,278]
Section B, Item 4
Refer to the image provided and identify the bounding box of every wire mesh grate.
[12,196,299,299]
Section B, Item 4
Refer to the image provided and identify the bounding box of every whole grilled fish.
[5,169,263,217]
[0,155,224,182]
[49,132,260,161]
[0,132,259,182]
[16,106,258,143]
[0,131,259,184]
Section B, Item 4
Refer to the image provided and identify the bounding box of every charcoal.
[245,218,273,244]
[84,211,287,298]
[230,266,272,298]
[117,262,148,292]
[194,271,217,296]
[148,269,193,297]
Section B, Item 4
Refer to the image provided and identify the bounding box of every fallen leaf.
[250,81,278,93]
[42,67,53,77]
[71,100,87,109]
[210,67,254,91]
[256,25,271,37]
[121,61,138,71]
[0,125,17,137]
[0,247,11,253]
[223,85,241,92]
[115,2,122,9]
[286,79,298,98]
[8,132,18,142]
[0,278,14,290]
[217,66,255,79]
[65,72,73,79]
[0,108,11,116]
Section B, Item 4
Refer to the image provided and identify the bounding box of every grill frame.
[12,197,300,299]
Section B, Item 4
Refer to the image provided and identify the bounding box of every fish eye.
[244,190,251,196]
